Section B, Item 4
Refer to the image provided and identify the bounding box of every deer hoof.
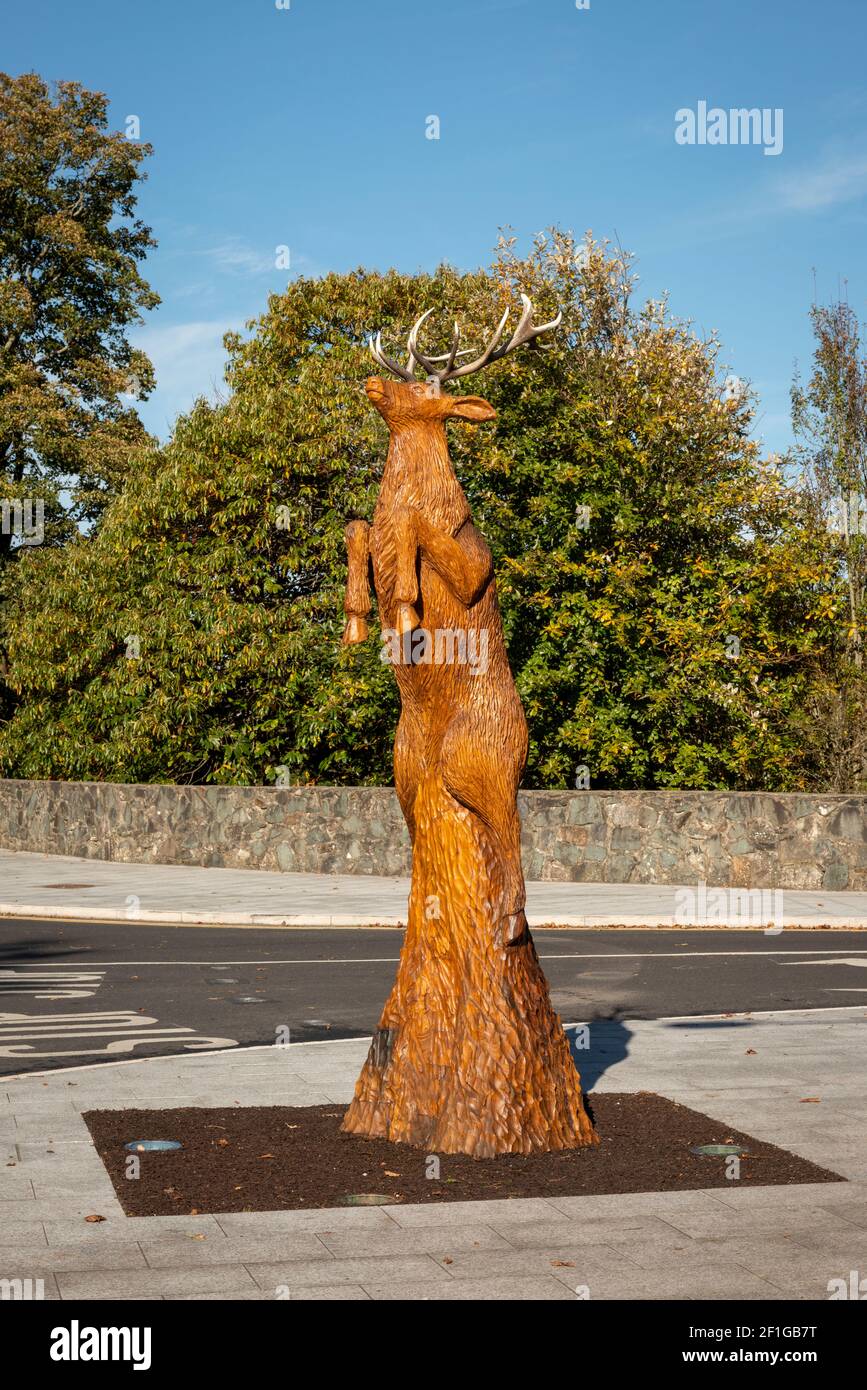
[342,614,369,645]
[396,603,420,637]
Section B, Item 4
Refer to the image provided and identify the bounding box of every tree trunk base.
[341,774,598,1157]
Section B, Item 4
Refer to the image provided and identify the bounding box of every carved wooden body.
[339,306,597,1156]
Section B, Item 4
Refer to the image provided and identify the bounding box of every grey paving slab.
[175,1290,277,1300]
[57,1265,259,1298]
[139,1233,331,1267]
[701,1181,860,1209]
[778,1227,867,1257]
[381,1197,563,1228]
[12,1129,102,1147]
[0,1199,49,1220]
[175,1285,372,1300]
[655,1207,862,1240]
[364,1274,582,1300]
[316,1224,513,1258]
[813,1200,867,1228]
[0,1221,46,1247]
[16,1142,97,1159]
[601,1234,807,1271]
[546,1191,732,1219]
[278,1284,372,1301]
[724,1247,866,1297]
[548,1265,790,1300]
[3,1099,82,1115]
[44,1215,225,1246]
[489,1215,676,1248]
[0,1178,35,1200]
[27,1160,121,1185]
[31,1185,123,1208]
[423,1244,629,1282]
[214,1207,399,1235]
[0,1241,149,1271]
[245,1254,451,1291]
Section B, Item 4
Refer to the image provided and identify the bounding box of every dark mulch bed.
[82,1094,844,1217]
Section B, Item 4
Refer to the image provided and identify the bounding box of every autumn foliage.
[0,230,853,791]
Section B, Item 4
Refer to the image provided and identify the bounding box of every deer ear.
[447,395,496,424]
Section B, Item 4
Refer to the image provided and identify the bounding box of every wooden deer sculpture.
[340,296,597,1156]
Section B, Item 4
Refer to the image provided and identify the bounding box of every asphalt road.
[1,916,866,1075]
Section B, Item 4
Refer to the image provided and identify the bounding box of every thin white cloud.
[207,237,278,276]
[130,320,241,441]
[776,151,867,212]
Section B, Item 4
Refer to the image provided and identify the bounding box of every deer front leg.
[342,519,371,645]
[414,515,493,608]
[393,509,421,637]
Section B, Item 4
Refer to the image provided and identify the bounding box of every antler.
[369,330,416,382]
[368,294,562,386]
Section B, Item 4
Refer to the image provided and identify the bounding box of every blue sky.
[7,0,867,452]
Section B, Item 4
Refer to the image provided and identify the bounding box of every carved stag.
[340,297,597,1156]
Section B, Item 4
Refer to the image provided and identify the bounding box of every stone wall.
[0,780,864,888]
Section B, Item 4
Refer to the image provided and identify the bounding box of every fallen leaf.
[551,1260,575,1268]
[189,1234,206,1241]
[217,1138,230,1147]
[441,1257,454,1265]
[85,1215,106,1224]
[745,1048,757,1055]
[800,1096,821,1103]
[383,1170,400,1178]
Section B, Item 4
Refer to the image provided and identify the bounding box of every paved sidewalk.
[1,1007,865,1300]
[2,850,867,927]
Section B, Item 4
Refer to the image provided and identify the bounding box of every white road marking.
[0,969,104,999]
[783,958,867,968]
[4,949,867,966]
[0,1009,237,1059]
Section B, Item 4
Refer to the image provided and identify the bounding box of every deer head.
[366,294,561,434]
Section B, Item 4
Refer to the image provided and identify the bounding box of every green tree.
[0,232,840,790]
[0,71,158,566]
[789,295,867,790]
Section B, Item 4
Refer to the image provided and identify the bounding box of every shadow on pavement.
[565,1011,631,1090]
